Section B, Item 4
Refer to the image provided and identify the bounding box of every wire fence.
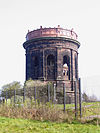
[0,80,82,118]
[0,85,57,104]
[0,85,72,104]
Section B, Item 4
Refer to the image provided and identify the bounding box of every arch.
[47,54,55,80]
[63,55,70,80]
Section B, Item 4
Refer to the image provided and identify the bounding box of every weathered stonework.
[23,26,80,103]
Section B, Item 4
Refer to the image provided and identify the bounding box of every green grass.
[56,103,75,109]
[0,116,100,133]
[81,102,100,117]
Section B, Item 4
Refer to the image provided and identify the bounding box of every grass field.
[0,116,100,133]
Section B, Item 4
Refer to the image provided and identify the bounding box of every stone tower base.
[48,79,79,104]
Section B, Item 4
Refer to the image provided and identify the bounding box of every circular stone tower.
[23,25,80,103]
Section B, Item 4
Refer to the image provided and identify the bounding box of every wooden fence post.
[47,84,50,102]
[23,88,25,103]
[74,80,78,118]
[6,90,7,103]
[34,87,36,106]
[79,78,82,118]
[63,83,66,112]
[54,83,56,104]
[14,89,16,104]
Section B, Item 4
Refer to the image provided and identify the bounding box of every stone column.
[38,49,46,80]
[71,49,73,91]
[42,48,47,80]
[57,47,63,80]
[56,47,63,92]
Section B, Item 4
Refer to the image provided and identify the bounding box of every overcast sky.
[0,0,100,98]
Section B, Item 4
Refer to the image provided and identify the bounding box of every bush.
[24,80,54,104]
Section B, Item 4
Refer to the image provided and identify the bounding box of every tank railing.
[26,27,78,41]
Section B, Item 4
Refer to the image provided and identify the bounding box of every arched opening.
[63,55,70,80]
[75,56,78,79]
[47,54,55,80]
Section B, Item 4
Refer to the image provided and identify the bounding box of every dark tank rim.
[23,37,80,49]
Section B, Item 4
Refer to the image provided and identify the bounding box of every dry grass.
[1,102,100,124]
[0,104,72,122]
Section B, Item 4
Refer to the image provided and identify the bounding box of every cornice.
[23,37,80,49]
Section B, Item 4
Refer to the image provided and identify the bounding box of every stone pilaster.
[57,47,63,80]
[71,49,73,91]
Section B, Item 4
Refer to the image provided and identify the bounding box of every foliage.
[24,79,47,88]
[11,96,23,104]
[24,80,54,103]
[1,81,23,99]
[82,92,89,102]
[2,81,22,91]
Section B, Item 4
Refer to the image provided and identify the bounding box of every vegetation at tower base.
[24,79,74,104]
[0,80,74,105]
[24,79,54,104]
